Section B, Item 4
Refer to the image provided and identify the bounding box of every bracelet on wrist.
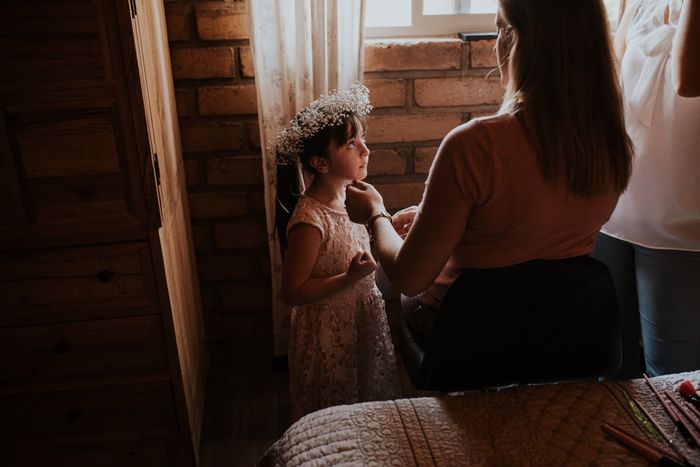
[367,209,392,232]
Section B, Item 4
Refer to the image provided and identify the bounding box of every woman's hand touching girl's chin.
[345,180,385,224]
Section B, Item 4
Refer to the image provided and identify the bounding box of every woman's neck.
[305,175,347,211]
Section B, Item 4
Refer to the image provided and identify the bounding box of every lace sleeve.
[286,198,325,242]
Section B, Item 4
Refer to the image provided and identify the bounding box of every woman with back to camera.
[593,0,700,378]
[345,0,634,346]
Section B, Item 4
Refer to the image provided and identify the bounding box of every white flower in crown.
[271,83,372,165]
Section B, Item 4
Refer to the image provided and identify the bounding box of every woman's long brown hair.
[499,0,633,197]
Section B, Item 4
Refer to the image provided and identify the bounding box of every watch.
[367,210,392,231]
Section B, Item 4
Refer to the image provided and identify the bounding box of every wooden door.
[0,0,158,248]
[130,0,208,454]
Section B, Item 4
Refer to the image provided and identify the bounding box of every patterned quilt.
[259,371,700,466]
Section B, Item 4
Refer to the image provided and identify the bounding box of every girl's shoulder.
[289,195,323,223]
[293,195,346,219]
[287,195,338,241]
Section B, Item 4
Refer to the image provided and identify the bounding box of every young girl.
[274,84,400,420]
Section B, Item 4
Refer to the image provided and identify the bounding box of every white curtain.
[248,0,366,356]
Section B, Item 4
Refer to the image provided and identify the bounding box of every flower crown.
[272,83,372,166]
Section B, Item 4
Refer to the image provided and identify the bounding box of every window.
[365,0,622,39]
[365,0,498,38]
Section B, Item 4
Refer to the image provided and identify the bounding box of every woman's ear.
[496,28,513,87]
[497,29,512,64]
[309,155,330,174]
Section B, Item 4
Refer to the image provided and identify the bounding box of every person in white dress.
[274,84,400,421]
[593,0,700,377]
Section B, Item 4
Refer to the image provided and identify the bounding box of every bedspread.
[259,371,700,466]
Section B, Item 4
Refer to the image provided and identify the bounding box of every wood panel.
[1,444,172,467]
[0,1,205,464]
[0,382,178,448]
[0,242,159,326]
[0,0,155,245]
[0,1,104,86]
[18,114,120,178]
[0,315,168,391]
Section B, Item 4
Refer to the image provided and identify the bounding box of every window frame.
[364,0,622,39]
[364,0,497,39]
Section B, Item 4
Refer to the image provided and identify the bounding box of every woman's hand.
[345,180,385,224]
[391,205,418,238]
[347,251,377,280]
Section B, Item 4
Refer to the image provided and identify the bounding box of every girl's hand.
[345,180,385,224]
[392,205,418,238]
[347,251,377,280]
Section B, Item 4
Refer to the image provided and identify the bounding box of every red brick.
[184,159,200,186]
[415,76,503,107]
[198,285,218,312]
[365,39,462,72]
[181,122,243,152]
[189,192,247,219]
[470,39,498,69]
[191,224,212,252]
[248,123,261,148]
[366,114,461,144]
[221,283,272,310]
[197,254,253,281]
[214,222,268,249]
[414,146,439,174]
[174,88,192,117]
[367,149,405,176]
[195,5,249,40]
[207,156,263,185]
[375,182,425,210]
[253,190,266,213]
[259,252,271,280]
[198,84,258,116]
[171,47,235,79]
[165,4,189,42]
[240,46,255,78]
[365,79,407,108]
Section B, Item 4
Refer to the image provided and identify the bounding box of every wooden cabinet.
[0,1,207,465]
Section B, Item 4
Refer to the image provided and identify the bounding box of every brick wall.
[164,0,501,365]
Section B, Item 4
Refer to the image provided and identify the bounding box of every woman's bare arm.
[346,139,471,296]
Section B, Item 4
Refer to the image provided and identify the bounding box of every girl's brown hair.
[498,0,633,197]
[275,114,365,255]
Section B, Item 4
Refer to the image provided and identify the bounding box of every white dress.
[602,0,700,250]
[286,196,400,421]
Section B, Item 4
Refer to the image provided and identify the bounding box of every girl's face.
[325,118,370,181]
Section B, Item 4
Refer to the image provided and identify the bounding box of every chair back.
[400,256,623,391]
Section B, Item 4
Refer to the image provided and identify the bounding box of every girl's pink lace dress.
[287,196,400,420]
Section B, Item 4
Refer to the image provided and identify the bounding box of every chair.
[399,256,623,391]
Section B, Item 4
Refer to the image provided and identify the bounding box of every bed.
[259,371,700,466]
